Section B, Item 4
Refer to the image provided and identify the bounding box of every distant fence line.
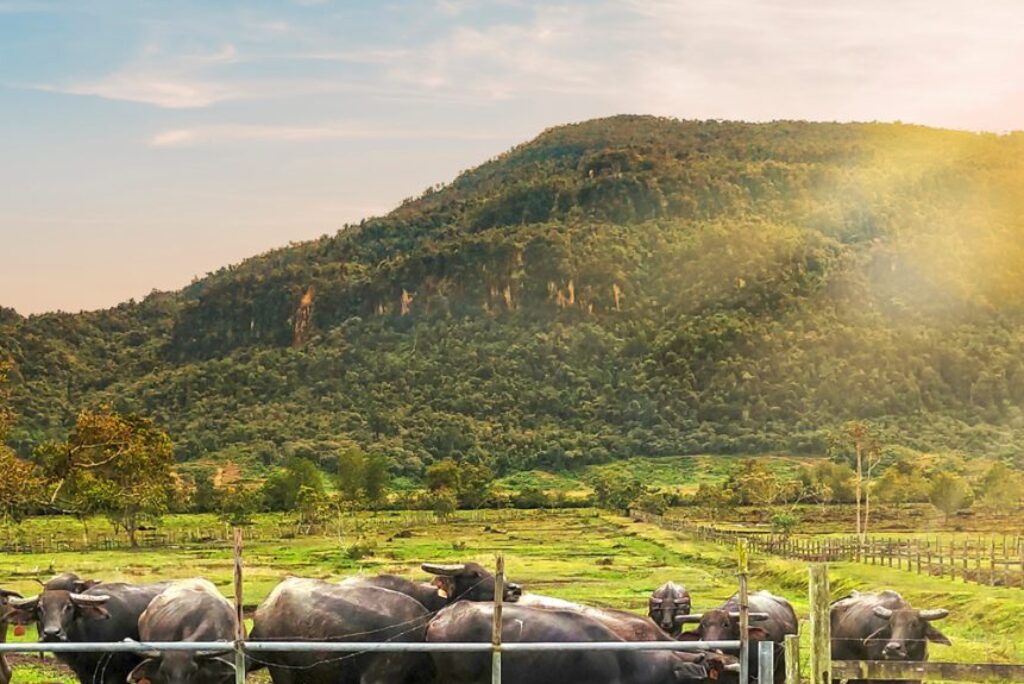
[631,511,1024,589]
[0,508,538,555]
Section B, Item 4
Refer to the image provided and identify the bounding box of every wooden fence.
[632,511,1024,589]
[0,509,536,554]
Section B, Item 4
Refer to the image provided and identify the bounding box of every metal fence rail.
[0,640,744,654]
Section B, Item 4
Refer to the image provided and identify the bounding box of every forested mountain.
[3,116,1024,476]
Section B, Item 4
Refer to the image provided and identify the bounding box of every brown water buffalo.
[830,590,950,684]
[426,602,733,684]
[648,582,692,637]
[678,590,797,684]
[127,579,239,684]
[3,574,170,684]
[0,588,22,684]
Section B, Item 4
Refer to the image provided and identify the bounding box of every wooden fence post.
[809,564,831,684]
[232,527,246,684]
[738,539,750,684]
[492,555,504,684]
[784,634,800,684]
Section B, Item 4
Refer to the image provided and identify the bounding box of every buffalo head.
[421,562,522,604]
[868,605,950,659]
[678,609,769,643]
[128,649,235,684]
[648,582,691,633]
[4,591,110,642]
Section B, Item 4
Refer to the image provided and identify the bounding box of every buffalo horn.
[421,563,467,576]
[873,606,894,619]
[725,663,742,673]
[7,596,39,609]
[727,611,769,622]
[677,614,703,623]
[69,593,110,605]
[919,609,948,621]
[0,590,22,599]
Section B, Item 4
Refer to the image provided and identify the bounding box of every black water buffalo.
[648,582,692,637]
[248,577,432,684]
[518,593,680,643]
[427,602,731,684]
[363,562,523,612]
[127,579,239,684]
[830,590,950,684]
[0,588,21,684]
[678,590,797,684]
[4,575,169,684]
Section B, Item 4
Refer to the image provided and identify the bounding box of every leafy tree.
[263,456,324,511]
[928,472,974,523]
[218,484,262,526]
[590,471,645,513]
[512,486,551,509]
[770,512,800,537]
[0,361,44,523]
[691,482,736,520]
[425,458,493,508]
[40,409,175,547]
[336,444,390,507]
[874,457,929,510]
[978,462,1024,510]
[189,469,219,513]
[633,490,669,516]
[800,461,856,505]
[830,422,882,541]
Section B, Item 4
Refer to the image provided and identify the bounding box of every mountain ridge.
[3,116,1023,474]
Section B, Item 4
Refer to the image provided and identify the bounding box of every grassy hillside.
[3,117,1024,476]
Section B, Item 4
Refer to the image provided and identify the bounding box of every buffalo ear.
[677,630,702,641]
[925,625,951,646]
[747,627,770,641]
[127,658,158,683]
[80,604,111,620]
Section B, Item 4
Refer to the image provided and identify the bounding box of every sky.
[1,0,1022,315]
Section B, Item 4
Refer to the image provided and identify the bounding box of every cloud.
[33,44,242,108]
[149,122,501,147]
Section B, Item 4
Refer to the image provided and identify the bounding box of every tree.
[928,472,974,523]
[978,462,1024,511]
[218,484,262,526]
[590,471,645,513]
[830,422,882,542]
[0,361,44,523]
[189,469,219,513]
[337,443,369,501]
[425,458,493,509]
[41,410,176,547]
[335,444,390,507]
[692,482,736,520]
[874,457,929,511]
[263,456,324,511]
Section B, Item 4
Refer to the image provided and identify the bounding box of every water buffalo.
[249,577,432,684]
[830,590,950,684]
[518,593,680,643]
[678,590,797,684]
[362,562,523,612]
[127,579,239,684]
[4,575,169,684]
[0,588,22,684]
[648,582,692,637]
[426,601,732,684]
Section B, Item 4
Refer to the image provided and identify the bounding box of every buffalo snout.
[882,641,907,659]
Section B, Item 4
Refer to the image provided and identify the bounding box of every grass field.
[3,508,1023,683]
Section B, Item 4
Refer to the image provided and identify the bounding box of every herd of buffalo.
[0,563,951,684]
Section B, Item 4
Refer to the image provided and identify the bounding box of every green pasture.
[3,509,1023,683]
